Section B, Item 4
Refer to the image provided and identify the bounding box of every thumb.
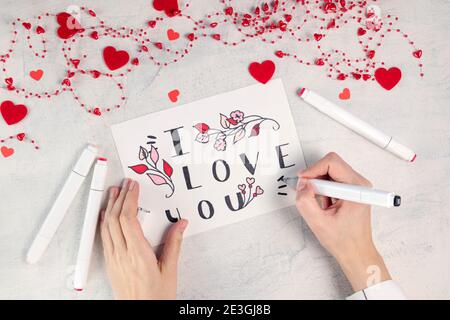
[160,219,189,275]
[295,179,325,225]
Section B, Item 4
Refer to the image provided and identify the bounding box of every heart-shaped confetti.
[1,100,28,125]
[29,69,44,81]
[339,88,351,100]
[1,146,14,158]
[56,12,82,39]
[248,60,276,84]
[103,46,130,71]
[167,29,180,41]
[153,0,179,17]
[375,67,402,91]
[168,89,180,102]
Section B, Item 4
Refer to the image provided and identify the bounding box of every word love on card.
[112,79,306,245]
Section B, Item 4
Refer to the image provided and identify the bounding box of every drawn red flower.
[194,123,209,133]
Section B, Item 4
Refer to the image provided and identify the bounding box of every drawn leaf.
[147,173,167,185]
[220,113,230,129]
[194,123,210,133]
[233,128,246,144]
[149,145,159,165]
[250,123,260,137]
[163,160,173,177]
[129,164,149,174]
[139,146,148,160]
[227,118,238,125]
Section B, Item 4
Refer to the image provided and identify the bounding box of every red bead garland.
[0,0,423,118]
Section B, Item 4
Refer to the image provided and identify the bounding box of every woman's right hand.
[295,152,391,292]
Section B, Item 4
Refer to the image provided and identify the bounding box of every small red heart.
[284,14,292,22]
[327,19,336,29]
[212,34,221,40]
[148,20,156,28]
[17,133,25,141]
[29,69,44,81]
[1,146,14,158]
[248,60,276,84]
[167,29,180,41]
[70,59,80,68]
[367,50,375,59]
[275,50,284,58]
[22,22,31,30]
[187,33,195,41]
[36,26,45,34]
[1,100,28,125]
[67,70,75,78]
[90,31,99,40]
[413,50,422,59]
[225,7,234,15]
[314,33,323,41]
[315,58,325,66]
[56,12,82,39]
[5,77,13,86]
[339,88,351,100]
[168,89,180,103]
[352,72,361,80]
[362,74,371,81]
[153,0,179,17]
[154,42,163,49]
[61,78,71,86]
[91,70,101,78]
[131,58,139,66]
[93,108,102,116]
[337,73,346,80]
[103,46,130,71]
[357,27,367,36]
[375,67,402,90]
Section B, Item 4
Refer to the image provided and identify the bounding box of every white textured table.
[1,0,449,299]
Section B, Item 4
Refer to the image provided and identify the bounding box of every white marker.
[74,158,108,292]
[298,88,416,162]
[283,177,401,208]
[26,145,98,264]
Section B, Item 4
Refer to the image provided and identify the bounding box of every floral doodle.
[129,141,175,198]
[237,177,264,209]
[193,109,280,151]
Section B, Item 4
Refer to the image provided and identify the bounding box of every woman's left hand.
[100,178,188,300]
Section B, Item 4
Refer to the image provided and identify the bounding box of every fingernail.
[179,219,189,232]
[297,178,307,190]
[109,188,117,198]
[122,178,129,189]
[129,180,136,191]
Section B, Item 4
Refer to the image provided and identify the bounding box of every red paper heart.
[29,69,44,81]
[168,89,180,102]
[167,29,180,41]
[153,0,179,17]
[248,60,276,84]
[375,67,402,91]
[357,27,367,36]
[36,26,45,34]
[103,46,130,71]
[413,50,422,59]
[1,146,14,158]
[56,12,82,40]
[339,88,351,100]
[1,100,28,125]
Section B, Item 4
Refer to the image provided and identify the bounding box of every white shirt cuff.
[346,280,406,300]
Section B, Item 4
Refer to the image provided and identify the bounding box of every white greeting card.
[111,79,306,245]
